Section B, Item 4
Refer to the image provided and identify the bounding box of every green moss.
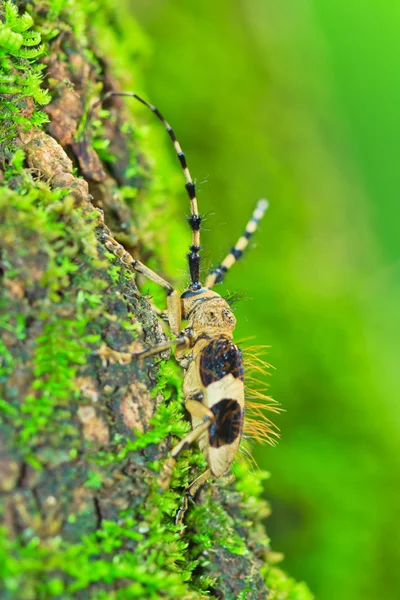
[0,1,51,143]
[0,352,209,599]
[0,166,107,461]
[92,361,190,467]
[0,522,206,599]
[0,171,207,598]
[264,568,314,600]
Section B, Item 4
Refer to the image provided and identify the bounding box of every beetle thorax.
[181,290,236,338]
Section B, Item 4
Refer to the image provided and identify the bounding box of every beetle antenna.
[87,91,202,290]
[206,199,269,288]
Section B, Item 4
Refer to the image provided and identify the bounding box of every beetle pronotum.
[90,91,275,520]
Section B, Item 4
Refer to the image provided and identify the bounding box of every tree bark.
[0,2,312,599]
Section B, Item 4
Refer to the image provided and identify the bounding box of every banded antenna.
[87,91,202,290]
[206,199,269,288]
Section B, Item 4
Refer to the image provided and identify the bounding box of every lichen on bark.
[0,1,313,598]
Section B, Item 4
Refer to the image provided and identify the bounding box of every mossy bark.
[0,2,312,599]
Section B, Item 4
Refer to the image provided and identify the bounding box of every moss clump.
[0,157,104,462]
[265,568,313,600]
[92,361,191,467]
[0,1,51,143]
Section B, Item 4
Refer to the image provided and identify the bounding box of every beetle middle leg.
[134,335,191,360]
[159,400,214,491]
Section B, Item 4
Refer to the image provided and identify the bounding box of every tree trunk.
[0,1,312,598]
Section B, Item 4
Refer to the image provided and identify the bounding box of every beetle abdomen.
[200,337,244,386]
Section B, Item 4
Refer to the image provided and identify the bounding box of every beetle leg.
[175,468,212,527]
[148,304,168,321]
[159,403,214,492]
[134,335,191,360]
[101,232,182,334]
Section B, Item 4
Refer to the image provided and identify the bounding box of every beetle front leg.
[101,231,182,335]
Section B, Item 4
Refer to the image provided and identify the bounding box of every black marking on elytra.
[244,230,253,240]
[188,214,202,231]
[200,338,244,386]
[209,399,243,448]
[231,247,243,260]
[190,391,204,402]
[185,181,196,200]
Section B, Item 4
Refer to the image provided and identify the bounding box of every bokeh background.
[129,2,400,599]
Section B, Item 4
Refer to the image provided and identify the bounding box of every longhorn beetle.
[89,91,273,520]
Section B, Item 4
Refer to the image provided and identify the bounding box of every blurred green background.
[129,1,400,598]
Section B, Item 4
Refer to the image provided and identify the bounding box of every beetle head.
[181,288,236,337]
